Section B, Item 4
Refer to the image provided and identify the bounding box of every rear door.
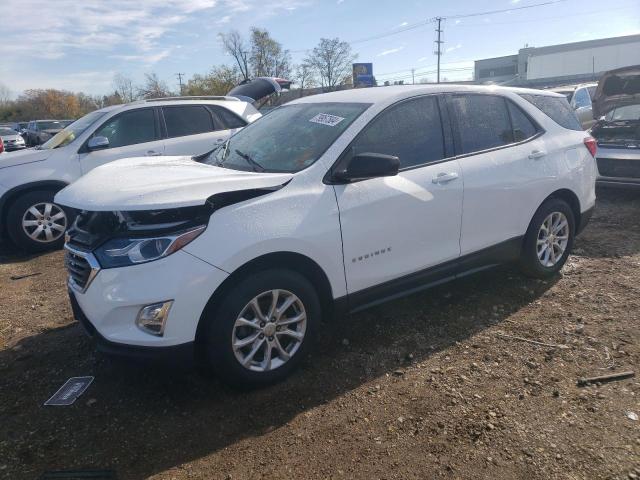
[161,105,241,156]
[448,93,545,256]
[334,95,463,298]
[79,107,164,174]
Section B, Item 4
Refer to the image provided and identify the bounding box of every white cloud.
[398,21,408,27]
[511,0,521,3]
[445,43,462,53]
[377,46,405,57]
[417,56,429,62]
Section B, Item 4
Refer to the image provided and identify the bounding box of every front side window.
[163,106,214,138]
[450,94,512,154]
[203,102,369,173]
[345,96,446,169]
[93,108,157,148]
[519,94,582,131]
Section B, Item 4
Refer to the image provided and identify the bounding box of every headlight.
[94,225,206,268]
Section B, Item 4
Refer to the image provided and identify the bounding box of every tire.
[519,198,575,279]
[203,269,321,389]
[6,190,74,252]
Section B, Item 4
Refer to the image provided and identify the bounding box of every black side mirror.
[331,153,400,183]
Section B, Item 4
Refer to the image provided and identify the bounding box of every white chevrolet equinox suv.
[56,85,597,387]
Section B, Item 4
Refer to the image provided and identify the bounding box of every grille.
[64,247,99,292]
[597,158,640,179]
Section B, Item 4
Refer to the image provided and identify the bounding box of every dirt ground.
[1,187,639,480]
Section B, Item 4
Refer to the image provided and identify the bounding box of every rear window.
[519,94,582,131]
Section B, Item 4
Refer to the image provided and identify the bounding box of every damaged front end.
[65,205,213,292]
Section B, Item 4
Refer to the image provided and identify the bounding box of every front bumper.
[69,248,228,353]
[69,289,195,364]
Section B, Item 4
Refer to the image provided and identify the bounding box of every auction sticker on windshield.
[309,113,345,127]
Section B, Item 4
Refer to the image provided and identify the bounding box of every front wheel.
[203,269,320,388]
[6,190,73,252]
[519,198,575,279]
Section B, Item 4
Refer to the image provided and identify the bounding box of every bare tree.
[249,28,291,79]
[138,73,171,99]
[294,63,315,96]
[305,38,356,91]
[0,83,12,105]
[113,73,137,103]
[219,30,250,81]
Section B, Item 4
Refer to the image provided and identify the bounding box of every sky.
[0,0,638,96]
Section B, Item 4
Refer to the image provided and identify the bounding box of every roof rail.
[135,95,240,103]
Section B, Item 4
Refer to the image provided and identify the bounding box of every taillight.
[584,137,597,158]
[0,138,4,154]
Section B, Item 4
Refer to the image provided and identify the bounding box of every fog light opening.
[136,301,173,336]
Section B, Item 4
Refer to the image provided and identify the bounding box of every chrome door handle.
[432,172,459,184]
[146,150,162,156]
[528,150,546,160]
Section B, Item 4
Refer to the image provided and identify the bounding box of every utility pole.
[176,73,185,95]
[434,17,444,84]
[412,68,415,85]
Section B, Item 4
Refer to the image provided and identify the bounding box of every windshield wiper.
[234,149,265,172]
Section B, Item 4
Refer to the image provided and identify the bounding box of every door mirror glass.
[333,153,400,183]
[87,136,109,151]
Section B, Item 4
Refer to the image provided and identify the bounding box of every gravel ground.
[1,187,639,480]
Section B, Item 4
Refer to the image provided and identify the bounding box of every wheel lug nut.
[260,322,265,328]
[268,336,274,341]
[259,333,264,339]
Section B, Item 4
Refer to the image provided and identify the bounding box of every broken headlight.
[94,225,206,268]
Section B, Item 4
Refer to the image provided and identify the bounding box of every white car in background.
[0,78,289,252]
[56,84,597,388]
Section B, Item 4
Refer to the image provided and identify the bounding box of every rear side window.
[519,94,582,131]
[163,105,214,138]
[450,95,512,154]
[347,96,446,169]
[208,106,247,129]
[507,101,539,142]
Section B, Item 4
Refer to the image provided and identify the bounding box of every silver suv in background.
[550,83,598,130]
[591,65,640,188]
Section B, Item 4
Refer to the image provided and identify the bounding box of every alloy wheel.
[21,202,67,243]
[536,211,569,267]
[231,289,307,372]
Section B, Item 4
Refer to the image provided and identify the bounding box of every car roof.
[289,84,564,106]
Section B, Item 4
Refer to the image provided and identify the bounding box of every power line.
[290,0,569,54]
[447,0,567,19]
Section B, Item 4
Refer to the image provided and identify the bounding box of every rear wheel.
[519,198,575,278]
[6,190,73,252]
[203,269,320,388]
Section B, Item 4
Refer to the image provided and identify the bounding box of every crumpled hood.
[55,156,294,211]
[592,65,640,118]
[0,147,52,169]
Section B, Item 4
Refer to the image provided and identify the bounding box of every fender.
[0,180,69,238]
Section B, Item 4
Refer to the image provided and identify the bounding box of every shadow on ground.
[0,262,558,479]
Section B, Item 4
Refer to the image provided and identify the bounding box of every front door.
[333,95,463,297]
[79,107,164,174]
